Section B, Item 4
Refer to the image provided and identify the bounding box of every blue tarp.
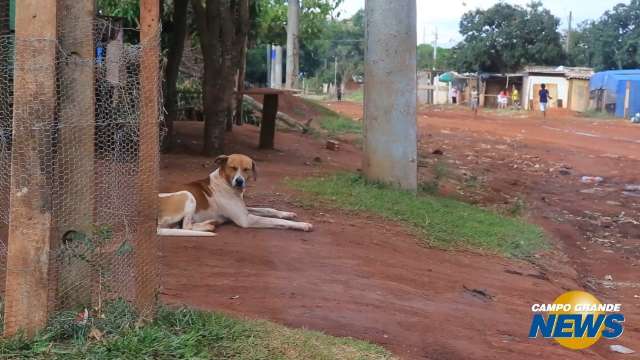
[590,70,640,117]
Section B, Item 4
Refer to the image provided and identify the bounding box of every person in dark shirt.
[539,84,552,117]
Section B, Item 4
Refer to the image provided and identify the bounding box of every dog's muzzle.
[233,176,245,188]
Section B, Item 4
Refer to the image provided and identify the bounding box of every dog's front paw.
[301,222,313,232]
[282,212,298,220]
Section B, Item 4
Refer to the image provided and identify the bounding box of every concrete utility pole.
[274,45,283,88]
[285,0,300,89]
[364,0,417,190]
[566,11,573,53]
[432,27,438,71]
[334,57,338,96]
[266,44,272,87]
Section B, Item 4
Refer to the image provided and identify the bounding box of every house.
[480,73,523,108]
[521,66,593,112]
[417,71,477,106]
[589,70,640,118]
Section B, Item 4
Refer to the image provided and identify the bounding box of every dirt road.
[159,103,640,359]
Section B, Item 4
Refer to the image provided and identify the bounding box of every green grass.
[0,300,393,360]
[298,97,362,137]
[289,173,547,258]
[320,116,362,136]
[345,88,364,103]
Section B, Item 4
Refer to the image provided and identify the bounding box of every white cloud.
[337,0,625,47]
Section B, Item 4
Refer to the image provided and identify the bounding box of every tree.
[191,0,250,155]
[245,0,342,84]
[417,44,454,70]
[163,0,189,150]
[570,0,640,70]
[452,1,565,73]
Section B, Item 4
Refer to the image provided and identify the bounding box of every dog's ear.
[251,160,258,181]
[214,155,228,168]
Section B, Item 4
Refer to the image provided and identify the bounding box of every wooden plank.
[4,0,57,337]
[55,0,96,310]
[135,0,160,319]
[259,94,278,149]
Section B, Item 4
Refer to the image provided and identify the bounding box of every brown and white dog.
[157,154,313,236]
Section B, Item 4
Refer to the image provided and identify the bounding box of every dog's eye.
[244,168,250,172]
[230,166,238,171]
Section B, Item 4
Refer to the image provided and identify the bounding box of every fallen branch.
[243,95,309,133]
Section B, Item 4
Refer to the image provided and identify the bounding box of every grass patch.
[299,97,362,137]
[320,116,362,136]
[0,300,392,360]
[289,173,547,258]
[345,88,364,103]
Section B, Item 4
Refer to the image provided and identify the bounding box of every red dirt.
[160,102,640,359]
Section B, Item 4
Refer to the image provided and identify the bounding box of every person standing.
[471,87,479,115]
[511,85,520,109]
[539,83,552,117]
[498,89,508,109]
[450,86,458,104]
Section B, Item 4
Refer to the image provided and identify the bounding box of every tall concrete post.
[266,44,272,87]
[364,0,417,190]
[274,45,283,89]
[285,0,299,89]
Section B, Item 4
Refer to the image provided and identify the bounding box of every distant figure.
[498,89,508,109]
[539,84,552,117]
[337,85,342,101]
[471,88,479,115]
[511,86,520,109]
[450,87,458,104]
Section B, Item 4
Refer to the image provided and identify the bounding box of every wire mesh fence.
[0,17,162,331]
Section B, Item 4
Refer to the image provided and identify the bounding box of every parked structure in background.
[418,66,593,112]
[589,70,640,118]
[520,66,593,112]
[417,71,477,106]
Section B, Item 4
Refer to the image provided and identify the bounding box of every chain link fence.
[0,17,162,330]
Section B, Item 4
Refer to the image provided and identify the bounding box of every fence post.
[55,0,96,310]
[4,0,57,336]
[136,0,160,319]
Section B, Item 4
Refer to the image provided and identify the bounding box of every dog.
[157,154,313,236]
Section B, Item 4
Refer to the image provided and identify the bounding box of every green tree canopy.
[452,1,565,73]
[570,0,640,70]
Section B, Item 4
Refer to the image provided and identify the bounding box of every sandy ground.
[159,101,640,359]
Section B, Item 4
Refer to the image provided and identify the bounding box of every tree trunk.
[233,35,248,126]
[191,0,249,156]
[202,72,226,156]
[162,0,188,151]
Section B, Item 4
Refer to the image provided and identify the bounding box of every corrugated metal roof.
[522,66,594,79]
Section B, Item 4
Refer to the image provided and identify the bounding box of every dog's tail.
[157,228,217,237]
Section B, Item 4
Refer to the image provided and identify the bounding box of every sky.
[336,0,627,48]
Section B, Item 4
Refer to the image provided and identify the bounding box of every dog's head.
[215,154,257,190]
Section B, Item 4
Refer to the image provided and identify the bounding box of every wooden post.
[624,80,631,118]
[259,94,278,149]
[55,0,96,309]
[4,0,57,336]
[136,0,160,318]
